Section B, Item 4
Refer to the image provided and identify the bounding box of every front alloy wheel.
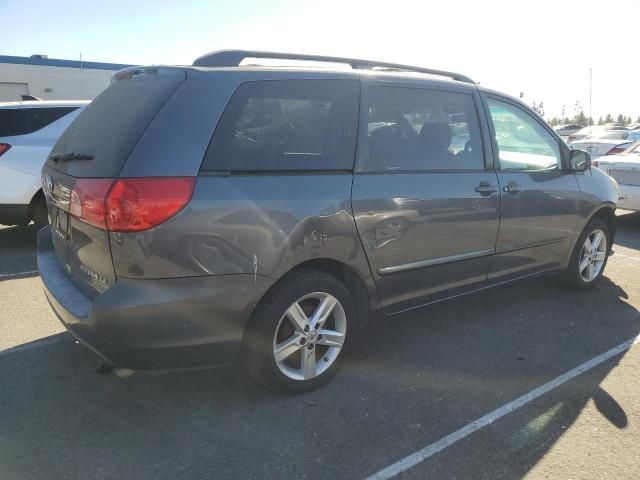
[578,229,607,282]
[562,216,611,290]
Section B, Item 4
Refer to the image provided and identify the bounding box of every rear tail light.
[70,177,195,232]
[568,136,576,143]
[0,143,11,157]
[607,146,627,155]
[106,177,195,232]
[70,179,114,229]
[591,160,599,168]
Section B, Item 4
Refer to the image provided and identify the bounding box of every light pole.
[589,67,593,126]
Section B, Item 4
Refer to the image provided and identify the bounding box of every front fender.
[570,167,619,256]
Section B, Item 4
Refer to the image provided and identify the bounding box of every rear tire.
[243,269,357,394]
[561,217,610,290]
[31,195,48,229]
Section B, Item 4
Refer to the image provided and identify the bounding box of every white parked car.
[592,140,640,211]
[0,100,88,226]
[570,130,640,159]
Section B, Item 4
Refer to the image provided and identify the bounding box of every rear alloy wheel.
[562,217,610,290]
[243,269,356,393]
[273,292,347,381]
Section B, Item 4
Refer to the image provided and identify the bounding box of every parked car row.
[551,122,640,160]
[592,140,640,211]
[569,130,640,158]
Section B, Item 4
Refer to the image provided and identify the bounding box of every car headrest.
[418,122,452,152]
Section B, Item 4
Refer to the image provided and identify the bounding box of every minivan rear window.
[201,79,359,172]
[0,107,77,137]
[46,68,186,178]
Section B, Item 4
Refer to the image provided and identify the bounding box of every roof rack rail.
[192,50,475,84]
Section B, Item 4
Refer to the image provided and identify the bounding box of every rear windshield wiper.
[49,152,95,163]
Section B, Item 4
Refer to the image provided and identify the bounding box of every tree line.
[530,101,640,127]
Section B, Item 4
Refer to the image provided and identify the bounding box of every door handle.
[503,182,524,195]
[474,182,498,196]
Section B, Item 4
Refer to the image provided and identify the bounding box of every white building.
[0,55,134,102]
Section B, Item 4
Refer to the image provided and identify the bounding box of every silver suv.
[38,50,619,393]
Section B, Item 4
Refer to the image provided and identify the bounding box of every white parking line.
[0,334,63,357]
[0,270,39,280]
[367,335,640,480]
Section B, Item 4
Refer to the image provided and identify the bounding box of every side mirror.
[569,149,591,172]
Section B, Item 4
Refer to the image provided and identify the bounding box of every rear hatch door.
[43,167,115,297]
[42,67,187,298]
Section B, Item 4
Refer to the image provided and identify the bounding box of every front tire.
[243,269,356,393]
[562,217,610,290]
[31,195,48,228]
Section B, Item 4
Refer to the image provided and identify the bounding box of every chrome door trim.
[378,249,494,276]
[495,237,567,255]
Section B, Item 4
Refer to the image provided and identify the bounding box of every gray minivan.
[38,50,619,392]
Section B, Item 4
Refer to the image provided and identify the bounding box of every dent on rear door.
[350,82,501,310]
[352,172,500,309]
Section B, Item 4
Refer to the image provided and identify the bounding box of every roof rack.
[192,50,475,84]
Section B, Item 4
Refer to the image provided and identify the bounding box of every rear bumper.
[37,227,275,370]
[0,203,29,226]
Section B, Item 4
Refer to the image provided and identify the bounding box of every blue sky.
[3,0,639,119]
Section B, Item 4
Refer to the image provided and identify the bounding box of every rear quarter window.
[0,107,77,137]
[201,79,359,172]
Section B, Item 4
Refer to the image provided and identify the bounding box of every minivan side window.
[487,98,562,172]
[361,86,484,172]
[202,80,359,172]
[0,107,77,137]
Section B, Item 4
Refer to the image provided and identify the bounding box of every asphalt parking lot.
[1,215,639,480]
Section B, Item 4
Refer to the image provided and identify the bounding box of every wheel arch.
[589,205,617,251]
[589,204,616,252]
[291,258,380,329]
[27,188,45,223]
[258,258,380,330]
[563,203,616,269]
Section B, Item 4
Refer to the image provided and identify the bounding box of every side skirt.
[383,266,562,317]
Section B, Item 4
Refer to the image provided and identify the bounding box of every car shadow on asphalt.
[613,211,640,250]
[592,385,628,428]
[0,272,638,479]
[368,274,640,479]
[0,224,38,276]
